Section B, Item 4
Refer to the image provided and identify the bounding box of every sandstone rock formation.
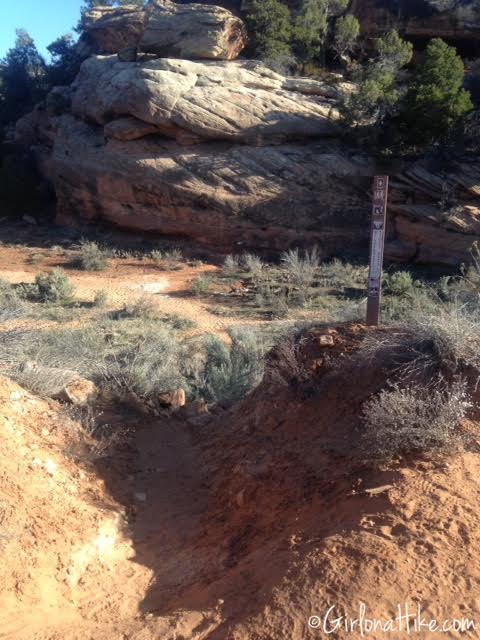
[351,0,480,43]
[17,56,377,257]
[78,5,147,56]
[78,0,247,60]
[17,50,480,267]
[17,0,480,268]
[29,114,374,257]
[71,57,341,144]
[387,159,480,265]
[140,0,247,60]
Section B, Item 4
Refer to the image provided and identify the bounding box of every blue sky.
[0,0,82,60]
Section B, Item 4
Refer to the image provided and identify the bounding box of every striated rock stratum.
[350,0,480,43]
[17,2,480,266]
[71,57,342,143]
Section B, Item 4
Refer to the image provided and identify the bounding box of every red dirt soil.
[1,325,479,639]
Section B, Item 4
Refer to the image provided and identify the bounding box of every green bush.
[340,30,412,129]
[385,271,415,297]
[203,327,266,408]
[400,38,473,144]
[333,14,360,61]
[33,269,75,304]
[74,241,109,271]
[191,275,211,296]
[247,0,292,60]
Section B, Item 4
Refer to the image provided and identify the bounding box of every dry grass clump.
[25,269,75,304]
[384,270,415,297]
[317,259,367,290]
[93,289,108,308]
[63,406,130,462]
[0,278,27,322]
[359,306,480,381]
[0,314,267,410]
[358,306,480,461]
[242,253,263,279]
[12,363,78,398]
[281,247,319,304]
[254,281,289,318]
[111,295,159,320]
[361,379,471,460]
[222,255,241,277]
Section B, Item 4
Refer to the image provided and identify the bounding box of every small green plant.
[191,275,211,297]
[93,290,108,308]
[151,248,183,270]
[203,327,266,408]
[242,253,263,279]
[74,240,109,271]
[385,271,415,297]
[33,269,75,304]
[223,255,241,277]
[113,295,158,320]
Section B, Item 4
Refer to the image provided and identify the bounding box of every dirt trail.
[133,421,210,611]
[2,311,480,639]
[0,246,265,335]
[0,375,224,640]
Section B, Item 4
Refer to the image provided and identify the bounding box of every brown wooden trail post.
[366,175,389,326]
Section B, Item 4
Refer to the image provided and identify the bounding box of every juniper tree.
[399,38,473,144]
[247,0,293,60]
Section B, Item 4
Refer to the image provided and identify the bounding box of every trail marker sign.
[366,175,389,326]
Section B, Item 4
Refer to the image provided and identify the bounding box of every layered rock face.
[350,0,480,43]
[387,161,480,265]
[71,57,341,144]
[46,115,375,256]
[79,0,247,60]
[18,2,480,266]
[21,57,374,257]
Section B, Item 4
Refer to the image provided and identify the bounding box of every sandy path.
[0,247,262,335]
